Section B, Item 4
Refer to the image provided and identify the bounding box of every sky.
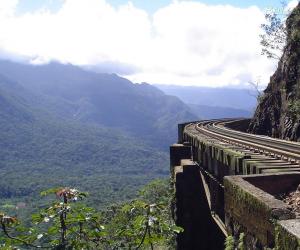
[0,0,299,87]
[14,0,295,14]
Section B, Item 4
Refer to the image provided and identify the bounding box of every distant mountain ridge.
[188,103,252,119]
[0,59,261,212]
[0,68,172,209]
[155,84,258,113]
[0,60,197,148]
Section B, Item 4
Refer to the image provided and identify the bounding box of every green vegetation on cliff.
[249,2,300,141]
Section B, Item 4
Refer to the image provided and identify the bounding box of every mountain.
[155,84,258,113]
[0,61,197,149]
[249,4,300,141]
[0,59,198,212]
[0,74,170,209]
[188,103,252,119]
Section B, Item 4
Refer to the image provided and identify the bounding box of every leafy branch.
[0,213,50,249]
[0,179,183,249]
[260,3,288,60]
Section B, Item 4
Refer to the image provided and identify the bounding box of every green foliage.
[238,232,245,250]
[287,5,300,43]
[224,233,246,250]
[139,179,171,204]
[0,180,182,249]
[225,235,235,250]
[288,100,300,120]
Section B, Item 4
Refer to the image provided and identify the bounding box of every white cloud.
[286,0,299,13]
[0,0,18,17]
[0,0,281,87]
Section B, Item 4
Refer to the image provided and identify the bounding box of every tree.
[0,179,182,249]
[247,77,263,102]
[260,2,288,60]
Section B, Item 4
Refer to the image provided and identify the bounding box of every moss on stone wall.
[275,222,300,250]
[224,177,274,246]
[224,178,270,216]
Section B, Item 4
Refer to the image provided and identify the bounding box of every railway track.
[177,119,300,246]
[185,118,300,168]
[202,119,300,162]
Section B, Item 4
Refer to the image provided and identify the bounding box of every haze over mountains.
[188,104,252,120]
[156,84,257,119]
[0,61,196,148]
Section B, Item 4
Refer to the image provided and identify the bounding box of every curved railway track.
[188,119,300,164]
[177,119,300,243]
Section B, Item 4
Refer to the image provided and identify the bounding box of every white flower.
[44,217,50,223]
[150,204,156,213]
[37,234,43,239]
[148,216,157,226]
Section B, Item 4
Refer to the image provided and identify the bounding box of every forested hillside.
[0,62,194,212]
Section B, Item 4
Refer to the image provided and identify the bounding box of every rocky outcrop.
[249,4,300,141]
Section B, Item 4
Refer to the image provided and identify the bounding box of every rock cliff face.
[249,4,300,141]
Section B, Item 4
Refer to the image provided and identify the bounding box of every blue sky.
[16,0,286,15]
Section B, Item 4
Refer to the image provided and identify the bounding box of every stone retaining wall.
[171,123,300,249]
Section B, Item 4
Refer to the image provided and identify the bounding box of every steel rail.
[191,119,300,163]
[214,120,300,153]
[209,125,300,155]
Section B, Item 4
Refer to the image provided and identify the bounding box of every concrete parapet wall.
[170,143,191,175]
[173,158,225,249]
[172,122,300,249]
[245,173,300,196]
[183,132,247,179]
[224,174,298,249]
[275,219,300,249]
